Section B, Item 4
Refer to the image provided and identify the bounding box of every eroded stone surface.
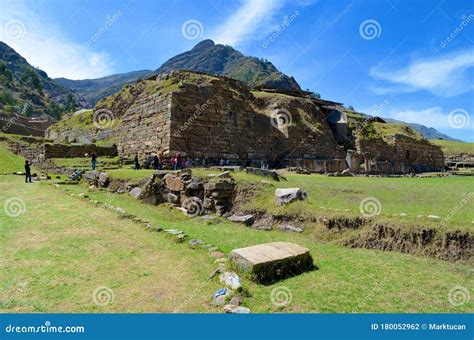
[229,242,314,284]
[275,188,307,206]
[228,214,255,226]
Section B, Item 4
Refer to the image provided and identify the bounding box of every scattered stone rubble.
[83,169,236,216]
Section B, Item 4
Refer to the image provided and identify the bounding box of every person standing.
[24,160,32,183]
[91,153,97,170]
[171,156,177,170]
[176,153,182,170]
[134,155,140,170]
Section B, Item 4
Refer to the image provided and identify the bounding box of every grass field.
[51,156,120,170]
[1,145,473,313]
[1,174,472,313]
[0,143,25,173]
[192,169,474,230]
[0,175,221,313]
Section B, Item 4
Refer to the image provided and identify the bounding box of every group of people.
[88,151,279,172]
[134,153,164,170]
[170,153,190,170]
[132,152,192,171]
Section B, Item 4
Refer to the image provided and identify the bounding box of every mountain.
[56,40,302,107]
[55,70,153,107]
[0,41,87,119]
[156,39,301,91]
[384,119,461,142]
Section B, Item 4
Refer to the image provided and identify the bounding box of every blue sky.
[0,0,473,141]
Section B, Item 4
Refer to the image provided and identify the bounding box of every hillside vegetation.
[156,40,301,91]
[55,70,153,107]
[431,139,474,156]
[0,42,87,119]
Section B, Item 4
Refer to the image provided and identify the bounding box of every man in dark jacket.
[24,160,32,183]
[134,155,140,170]
[91,153,97,170]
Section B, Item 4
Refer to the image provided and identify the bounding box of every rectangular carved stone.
[229,242,315,284]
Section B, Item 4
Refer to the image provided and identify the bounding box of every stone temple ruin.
[45,70,445,175]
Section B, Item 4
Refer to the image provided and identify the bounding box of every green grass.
[0,175,221,312]
[106,169,157,182]
[356,122,423,142]
[1,162,473,313]
[0,143,25,173]
[192,169,474,231]
[51,156,120,169]
[431,139,474,156]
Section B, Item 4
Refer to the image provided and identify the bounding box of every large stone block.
[275,188,307,206]
[229,242,315,284]
[164,174,185,192]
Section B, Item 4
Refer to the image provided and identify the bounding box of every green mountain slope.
[55,70,153,107]
[156,39,301,91]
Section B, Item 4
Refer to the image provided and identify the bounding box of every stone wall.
[95,71,343,162]
[115,92,173,158]
[356,134,445,173]
[168,77,342,161]
[45,71,445,174]
[1,115,47,137]
[43,143,117,159]
[8,141,117,163]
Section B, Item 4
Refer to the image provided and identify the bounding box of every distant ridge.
[155,39,301,91]
[55,70,153,107]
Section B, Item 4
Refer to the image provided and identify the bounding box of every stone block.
[129,187,142,198]
[228,214,255,226]
[164,174,184,191]
[229,242,315,284]
[275,188,307,206]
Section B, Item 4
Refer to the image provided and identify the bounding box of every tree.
[64,94,77,113]
[48,101,63,120]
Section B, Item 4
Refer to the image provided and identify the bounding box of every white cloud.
[386,107,451,128]
[370,49,474,97]
[0,1,115,79]
[211,0,284,46]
